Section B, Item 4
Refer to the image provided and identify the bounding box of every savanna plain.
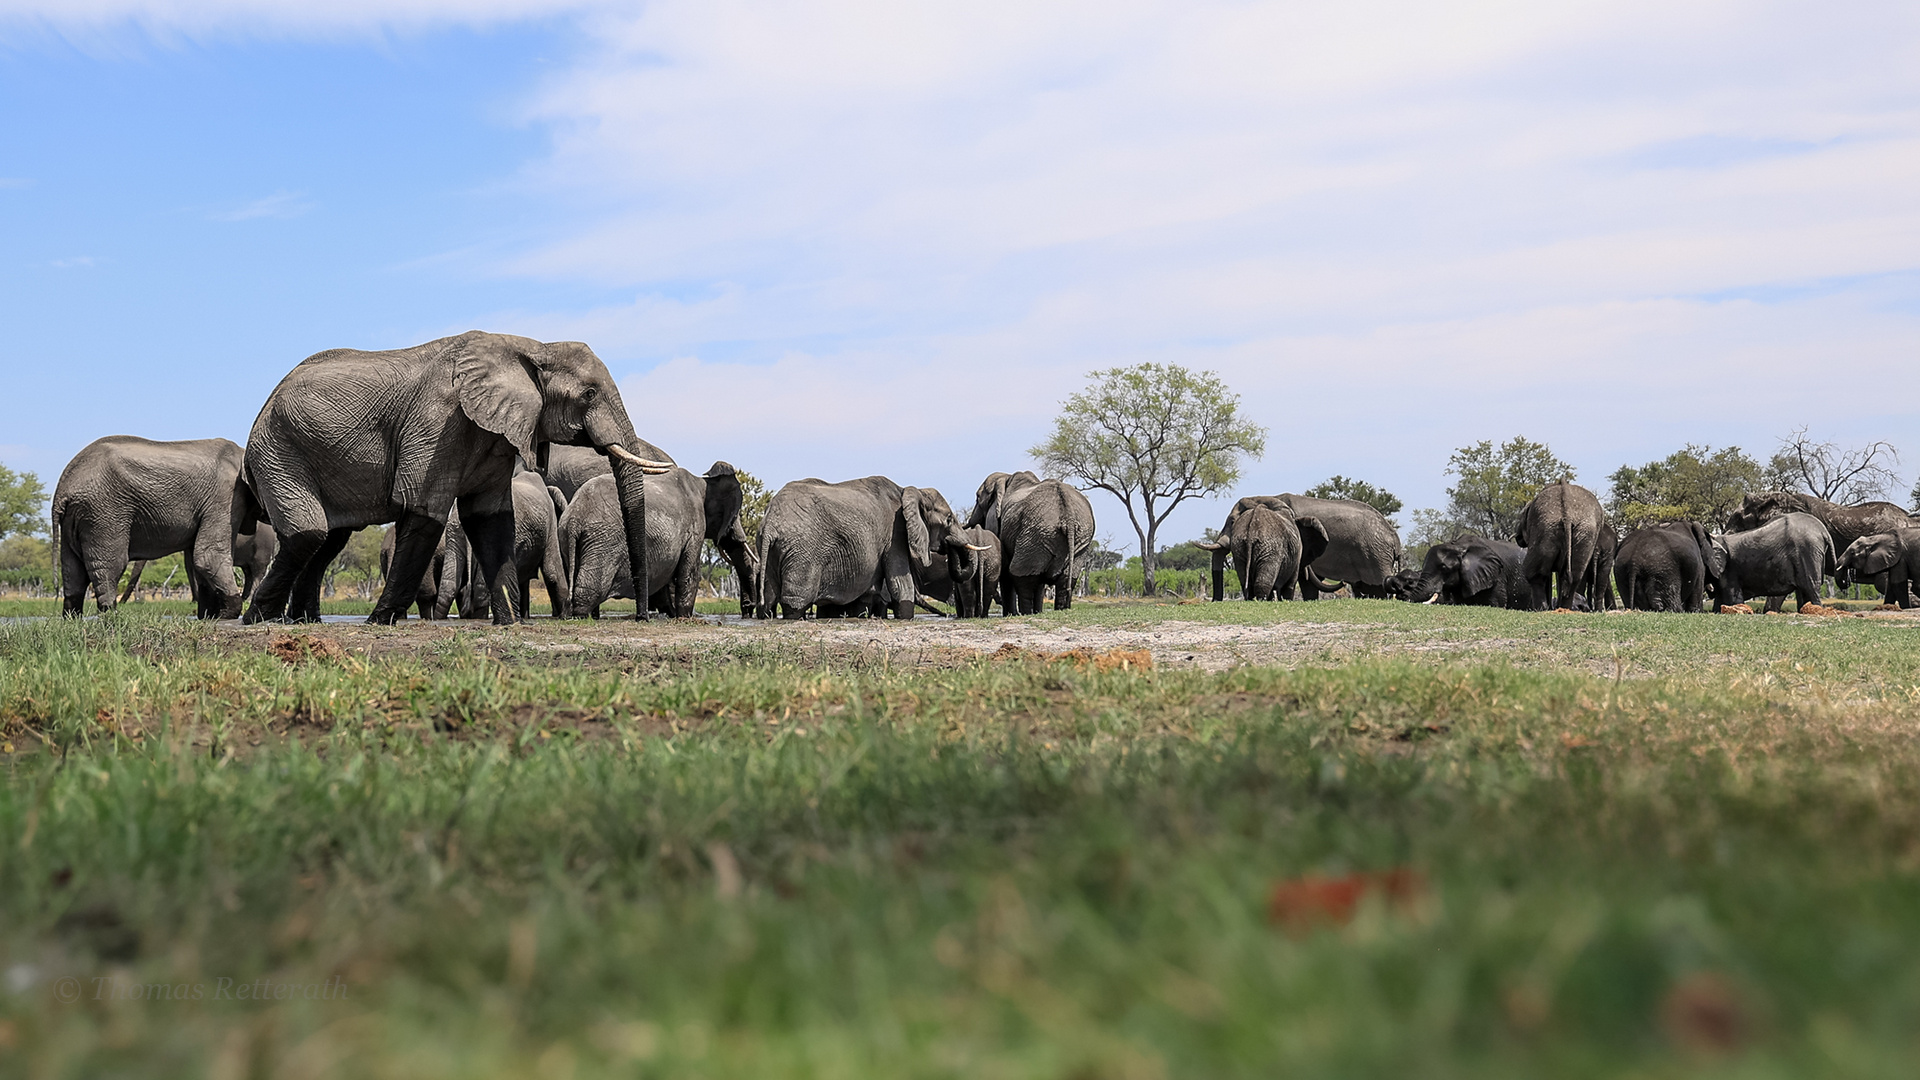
[4,598,1920,1078]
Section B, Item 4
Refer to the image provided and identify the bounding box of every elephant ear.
[1295,515,1331,565]
[980,477,1007,533]
[1460,544,1503,595]
[901,486,933,565]
[451,333,542,461]
[1854,536,1902,575]
[1514,501,1537,547]
[1689,523,1724,577]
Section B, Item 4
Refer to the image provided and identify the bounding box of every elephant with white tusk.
[242,330,663,625]
[756,477,971,620]
[964,471,1095,614]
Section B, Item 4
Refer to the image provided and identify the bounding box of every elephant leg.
[60,537,91,617]
[118,561,146,603]
[190,530,240,619]
[287,528,352,622]
[463,509,519,626]
[1052,574,1072,611]
[372,515,446,625]
[779,602,803,620]
[516,570,536,621]
[246,529,324,624]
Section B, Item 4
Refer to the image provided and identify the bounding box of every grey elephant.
[242,331,672,625]
[1267,494,1401,599]
[52,436,264,618]
[1407,533,1532,608]
[439,475,571,619]
[1835,529,1920,609]
[562,463,757,619]
[1196,497,1329,602]
[379,523,448,620]
[120,526,276,608]
[948,526,1002,618]
[758,477,981,620]
[1614,522,1720,612]
[963,472,1096,614]
[1710,511,1834,612]
[1728,491,1911,553]
[540,442,678,502]
[1516,483,1614,610]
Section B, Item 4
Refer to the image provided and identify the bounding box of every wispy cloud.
[50,256,101,268]
[0,177,29,188]
[209,190,311,221]
[0,0,610,38]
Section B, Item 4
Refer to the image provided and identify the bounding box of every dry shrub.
[267,633,350,665]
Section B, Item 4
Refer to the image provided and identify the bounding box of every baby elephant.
[1836,528,1920,608]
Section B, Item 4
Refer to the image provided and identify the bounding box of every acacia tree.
[1032,363,1266,595]
[1766,427,1900,505]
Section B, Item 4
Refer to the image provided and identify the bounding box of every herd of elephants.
[45,331,1920,625]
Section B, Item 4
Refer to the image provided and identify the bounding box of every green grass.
[4,605,1920,1076]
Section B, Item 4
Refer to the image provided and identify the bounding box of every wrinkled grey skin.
[966,473,1095,614]
[562,463,756,619]
[1197,497,1329,602]
[1710,512,1834,612]
[244,331,666,626]
[1408,533,1532,608]
[542,441,672,502]
[120,527,276,606]
[441,476,575,620]
[1835,529,1920,609]
[1728,491,1912,554]
[1614,523,1721,612]
[1516,483,1613,610]
[1269,494,1401,599]
[379,524,448,619]
[948,526,1001,618]
[1382,567,1422,600]
[758,477,972,620]
[53,436,263,619]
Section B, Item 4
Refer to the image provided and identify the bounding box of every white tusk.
[606,444,675,474]
[965,543,991,551]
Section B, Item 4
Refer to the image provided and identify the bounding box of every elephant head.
[1414,535,1505,602]
[701,461,761,616]
[1836,532,1901,587]
[903,486,983,578]
[453,333,673,620]
[964,471,1041,534]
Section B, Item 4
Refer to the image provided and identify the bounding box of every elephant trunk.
[607,456,651,622]
[1210,545,1227,602]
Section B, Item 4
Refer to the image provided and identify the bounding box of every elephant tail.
[49,494,64,599]
[1562,500,1574,603]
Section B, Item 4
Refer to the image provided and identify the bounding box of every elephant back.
[1277,494,1401,585]
[1002,480,1094,580]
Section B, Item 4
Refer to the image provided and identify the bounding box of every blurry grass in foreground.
[1,610,1919,1076]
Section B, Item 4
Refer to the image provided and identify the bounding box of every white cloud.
[0,0,611,37]
[50,256,101,268]
[209,190,312,222]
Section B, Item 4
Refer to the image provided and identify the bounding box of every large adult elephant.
[120,527,276,607]
[1516,482,1614,610]
[52,436,264,618]
[243,331,672,625]
[1269,494,1401,599]
[1710,512,1833,612]
[562,462,755,618]
[1196,497,1329,602]
[966,473,1095,614]
[757,477,979,620]
[1728,491,1912,553]
[1406,533,1532,608]
[1614,522,1720,612]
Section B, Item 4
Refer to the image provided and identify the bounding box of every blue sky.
[3,1,1919,554]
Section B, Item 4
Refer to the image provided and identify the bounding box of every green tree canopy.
[0,463,49,539]
[1032,363,1266,595]
[1437,437,1573,541]
[1304,475,1403,524]
[1606,444,1763,529]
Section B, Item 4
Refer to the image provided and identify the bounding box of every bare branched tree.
[1766,427,1901,505]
